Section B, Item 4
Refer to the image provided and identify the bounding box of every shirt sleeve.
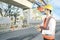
[42,18,56,35]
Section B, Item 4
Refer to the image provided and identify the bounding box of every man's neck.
[46,14,51,18]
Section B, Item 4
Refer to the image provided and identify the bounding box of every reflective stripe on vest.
[43,16,52,29]
[43,18,47,29]
[43,35,55,39]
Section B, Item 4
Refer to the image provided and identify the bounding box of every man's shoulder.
[50,17,56,22]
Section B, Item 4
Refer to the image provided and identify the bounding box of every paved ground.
[0,23,60,40]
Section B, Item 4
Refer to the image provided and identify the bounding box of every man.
[37,4,56,40]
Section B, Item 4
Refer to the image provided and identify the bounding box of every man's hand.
[36,25,41,32]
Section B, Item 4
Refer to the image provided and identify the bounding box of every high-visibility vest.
[43,16,55,39]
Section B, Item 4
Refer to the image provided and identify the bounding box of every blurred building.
[0,0,43,31]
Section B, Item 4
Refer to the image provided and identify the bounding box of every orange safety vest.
[43,16,55,39]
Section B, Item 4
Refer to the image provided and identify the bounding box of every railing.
[0,23,11,32]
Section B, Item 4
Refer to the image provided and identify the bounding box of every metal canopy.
[0,0,30,10]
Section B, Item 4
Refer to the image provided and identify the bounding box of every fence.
[0,17,11,32]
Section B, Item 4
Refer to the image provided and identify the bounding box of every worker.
[37,4,56,40]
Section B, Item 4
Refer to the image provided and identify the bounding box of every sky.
[49,0,60,20]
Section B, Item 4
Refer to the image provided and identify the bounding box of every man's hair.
[50,10,52,14]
